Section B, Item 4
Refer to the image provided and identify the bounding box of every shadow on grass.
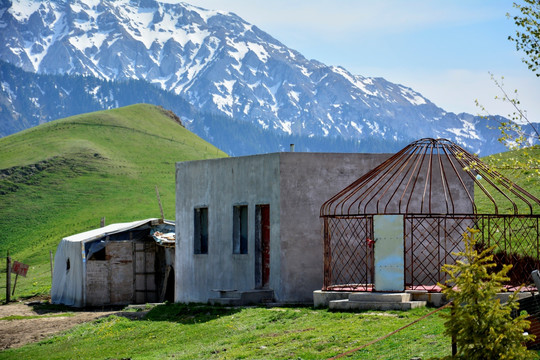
[28,302,127,315]
[144,302,243,324]
[19,301,254,325]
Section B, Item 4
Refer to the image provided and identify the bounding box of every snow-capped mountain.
[0,0,511,153]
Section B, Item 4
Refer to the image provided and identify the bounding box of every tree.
[438,228,535,360]
[509,0,540,77]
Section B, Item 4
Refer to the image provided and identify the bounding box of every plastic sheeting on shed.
[51,218,174,307]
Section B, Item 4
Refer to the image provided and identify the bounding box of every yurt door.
[373,215,404,292]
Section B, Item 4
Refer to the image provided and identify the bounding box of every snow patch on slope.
[399,86,427,106]
[331,66,378,97]
[447,119,481,140]
[8,0,41,22]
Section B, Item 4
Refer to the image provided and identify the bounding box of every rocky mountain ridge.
[0,0,522,154]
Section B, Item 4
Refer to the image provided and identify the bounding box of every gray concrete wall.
[175,152,392,303]
[277,153,391,302]
[175,154,281,303]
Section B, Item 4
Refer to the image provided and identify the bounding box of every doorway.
[255,204,270,288]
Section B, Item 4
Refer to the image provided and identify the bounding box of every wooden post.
[100,217,106,227]
[159,265,172,302]
[155,185,165,221]
[11,273,18,296]
[6,251,11,303]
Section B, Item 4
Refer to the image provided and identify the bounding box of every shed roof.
[63,218,174,244]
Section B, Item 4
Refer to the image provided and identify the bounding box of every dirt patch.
[0,298,148,350]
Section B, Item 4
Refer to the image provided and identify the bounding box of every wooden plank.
[159,266,171,302]
[108,242,134,305]
[134,241,157,303]
[86,261,110,306]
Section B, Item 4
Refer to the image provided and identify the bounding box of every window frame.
[232,204,248,254]
[194,207,209,254]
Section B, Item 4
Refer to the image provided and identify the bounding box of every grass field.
[0,303,453,360]
[0,104,227,301]
[475,146,540,214]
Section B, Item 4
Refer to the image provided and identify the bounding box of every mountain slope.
[0,0,517,155]
[0,60,413,155]
[0,59,202,137]
[0,103,227,300]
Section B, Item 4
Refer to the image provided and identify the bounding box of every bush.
[437,228,535,360]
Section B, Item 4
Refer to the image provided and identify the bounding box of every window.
[233,205,248,254]
[194,207,208,254]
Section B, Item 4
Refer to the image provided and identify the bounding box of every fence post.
[155,185,164,221]
[6,251,11,303]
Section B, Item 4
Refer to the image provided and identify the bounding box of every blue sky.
[186,0,539,123]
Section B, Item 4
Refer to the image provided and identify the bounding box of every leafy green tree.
[437,228,535,360]
[509,0,540,77]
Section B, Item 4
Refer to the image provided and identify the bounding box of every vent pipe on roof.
[290,144,295,152]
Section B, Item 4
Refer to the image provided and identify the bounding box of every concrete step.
[211,289,240,298]
[406,290,447,307]
[209,297,242,306]
[329,299,427,311]
[209,289,274,306]
[349,292,411,303]
[240,289,274,305]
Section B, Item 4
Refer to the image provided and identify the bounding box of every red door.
[260,205,270,287]
[256,205,270,288]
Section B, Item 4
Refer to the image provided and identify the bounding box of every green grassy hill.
[476,146,540,214]
[0,104,227,301]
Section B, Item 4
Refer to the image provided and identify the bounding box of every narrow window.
[194,207,208,254]
[233,205,248,254]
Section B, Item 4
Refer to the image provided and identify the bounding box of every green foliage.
[509,0,540,76]
[438,228,535,360]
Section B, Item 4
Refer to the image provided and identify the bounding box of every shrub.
[437,228,535,360]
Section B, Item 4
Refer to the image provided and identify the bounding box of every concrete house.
[175,152,391,304]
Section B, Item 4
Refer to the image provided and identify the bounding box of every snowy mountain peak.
[0,0,507,153]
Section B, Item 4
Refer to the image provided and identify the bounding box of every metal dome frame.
[320,138,540,292]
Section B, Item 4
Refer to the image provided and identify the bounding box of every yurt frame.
[320,138,540,292]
